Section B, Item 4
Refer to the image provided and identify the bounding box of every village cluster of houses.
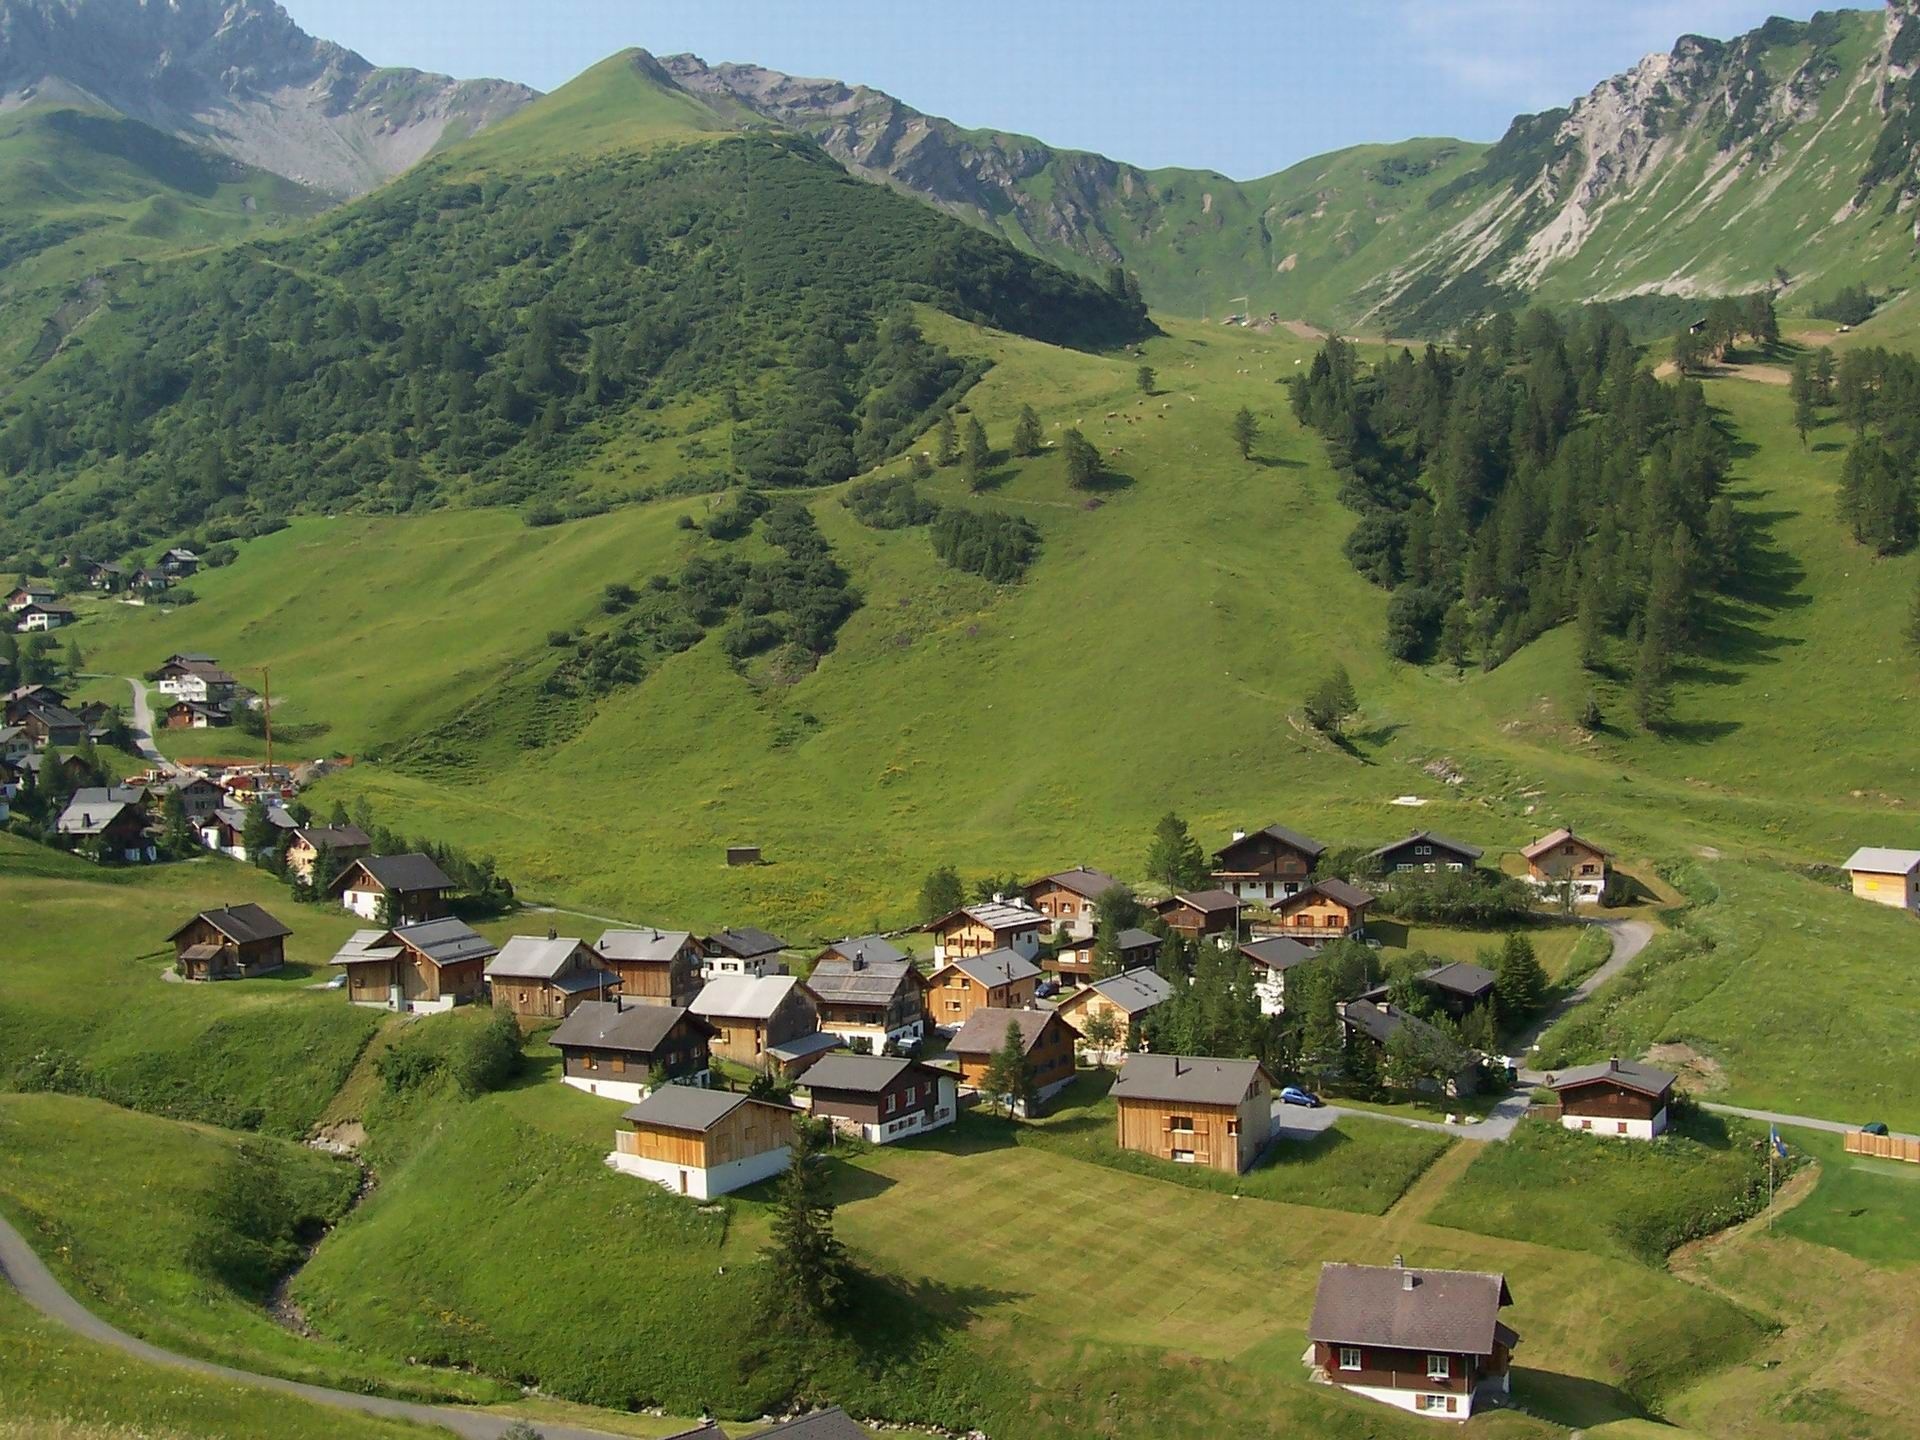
[6,549,200,632]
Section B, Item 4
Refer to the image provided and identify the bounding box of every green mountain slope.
[668,2,1920,329]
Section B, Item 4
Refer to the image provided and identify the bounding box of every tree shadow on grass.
[1079,466,1135,495]
[1658,716,1743,744]
[1251,454,1306,470]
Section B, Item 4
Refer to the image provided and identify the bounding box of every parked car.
[1279,1086,1323,1108]
[1861,1121,1889,1136]
[1035,979,1060,999]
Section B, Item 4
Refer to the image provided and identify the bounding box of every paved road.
[119,675,180,776]
[1510,917,1655,1065]
[0,1211,630,1440]
[1702,1102,1916,1141]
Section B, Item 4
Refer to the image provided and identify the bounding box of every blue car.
[1279,1086,1323,1108]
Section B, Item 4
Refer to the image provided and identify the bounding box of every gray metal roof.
[946,1007,1070,1056]
[168,904,291,946]
[334,853,455,895]
[942,948,1040,988]
[623,1086,794,1133]
[929,899,1047,934]
[819,934,909,967]
[1843,846,1920,876]
[549,1001,702,1054]
[798,1053,931,1094]
[487,935,592,980]
[691,973,800,1021]
[707,926,788,959]
[56,798,140,835]
[1422,961,1497,998]
[329,929,403,966]
[1240,936,1315,971]
[1309,1262,1513,1355]
[1082,967,1174,1015]
[293,824,371,851]
[804,955,919,1007]
[1115,928,1161,951]
[391,917,495,967]
[597,928,694,962]
[746,1409,867,1440]
[1289,877,1375,909]
[1547,1057,1677,1098]
[1111,1053,1267,1106]
[1340,998,1446,1049]
[1371,830,1484,861]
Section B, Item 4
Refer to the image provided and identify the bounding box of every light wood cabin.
[1111,1056,1274,1174]
[611,1092,798,1199]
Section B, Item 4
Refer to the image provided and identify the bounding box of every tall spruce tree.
[763,1119,849,1321]
[1145,812,1206,890]
[1011,404,1043,457]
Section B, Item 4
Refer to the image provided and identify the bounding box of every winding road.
[119,675,180,776]
[0,1214,631,1439]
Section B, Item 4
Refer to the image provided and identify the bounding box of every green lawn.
[0,1093,498,1405]
[1771,1126,1920,1267]
[1423,1109,1775,1263]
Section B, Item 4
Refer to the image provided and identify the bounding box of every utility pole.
[260,665,273,786]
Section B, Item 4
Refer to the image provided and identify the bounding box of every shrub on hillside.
[1381,869,1535,925]
[930,508,1039,582]
[188,1139,356,1300]
[843,474,940,530]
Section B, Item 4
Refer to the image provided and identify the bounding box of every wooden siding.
[1844,1131,1920,1163]
[707,988,820,1068]
[1213,834,1316,885]
[1025,882,1099,930]
[1274,892,1363,933]
[604,948,701,1007]
[1528,840,1608,884]
[618,1100,796,1169]
[1115,1076,1270,1173]
[1314,1340,1506,1401]
[928,969,1036,1026]
[1556,1079,1666,1121]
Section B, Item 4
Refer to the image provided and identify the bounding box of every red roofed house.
[1523,828,1611,903]
[1308,1259,1517,1419]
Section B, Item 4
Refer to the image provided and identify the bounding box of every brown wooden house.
[1523,828,1611,902]
[1547,1057,1676,1140]
[486,934,619,1020]
[548,999,715,1104]
[1308,1261,1517,1419]
[1111,1054,1274,1173]
[1151,888,1243,941]
[1054,967,1174,1059]
[1372,831,1483,875]
[330,917,495,1012]
[689,974,823,1071]
[1046,926,1161,986]
[285,824,373,884]
[1021,867,1122,939]
[596,928,704,1007]
[327,853,456,923]
[944,1007,1079,1114]
[1267,878,1374,943]
[801,1054,957,1144]
[1210,823,1326,903]
[926,948,1040,1027]
[805,937,928,1049]
[926,898,1046,963]
[609,1087,798,1199]
[168,904,291,981]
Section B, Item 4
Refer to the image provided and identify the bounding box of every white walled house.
[1239,935,1315,1016]
[800,1054,957,1145]
[1547,1058,1676,1140]
[547,1000,715,1106]
[609,1087,797,1199]
[1309,1262,1517,1420]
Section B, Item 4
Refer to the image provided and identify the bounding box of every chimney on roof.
[991,892,1005,904]
[1393,1252,1404,1268]
[1173,1058,1186,1076]
[1403,1270,1417,1293]
[547,925,558,942]
[616,993,624,1013]
[1232,829,1246,842]
[851,948,864,970]
[1609,1057,1620,1072]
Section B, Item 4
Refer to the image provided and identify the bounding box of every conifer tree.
[1230,406,1258,460]
[763,1119,849,1321]
[1062,428,1102,490]
[1011,404,1043,457]
[935,411,958,468]
[1137,364,1156,395]
[1492,933,1547,1021]
[1631,623,1673,732]
[1145,812,1206,891]
[981,1020,1037,1118]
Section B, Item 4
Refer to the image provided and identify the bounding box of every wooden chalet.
[327,853,456,923]
[701,926,788,979]
[1021,867,1122,939]
[1210,823,1326,903]
[1054,967,1174,1059]
[6,585,56,612]
[164,699,228,730]
[1267,878,1374,943]
[596,928,704,1006]
[56,792,153,862]
[1523,828,1611,901]
[805,936,928,1049]
[1046,926,1161,986]
[155,659,235,706]
[548,999,715,1104]
[926,947,1040,1027]
[13,602,73,632]
[1340,999,1479,1096]
[330,918,495,1012]
[926,898,1046,962]
[1309,1261,1517,1419]
[1373,831,1483,876]
[1151,888,1242,941]
[943,1007,1078,1114]
[284,824,372,883]
[14,697,84,748]
[486,934,619,1019]
[1842,846,1920,913]
[610,1087,798,1199]
[1238,934,1315,1014]
[1546,1057,1677,1139]
[1360,961,1496,1023]
[801,1053,956,1144]
[689,974,826,1073]
[168,904,291,981]
[162,774,226,821]
[1111,1054,1274,1173]
[160,547,199,576]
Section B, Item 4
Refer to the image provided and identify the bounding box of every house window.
[1419,1394,1453,1412]
[1617,1120,1628,1135]
[1226,1118,1239,1136]
[1338,1347,1362,1372]
[1427,1355,1451,1381]
[583,1054,598,1071]
[1416,844,1432,856]
[1171,1147,1195,1163]
[883,1094,896,1116]
[1169,1115,1194,1132]
[1581,1118,1593,1130]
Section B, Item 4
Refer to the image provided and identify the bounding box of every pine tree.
[762,1119,849,1321]
[1304,664,1359,735]
[919,864,963,921]
[161,789,194,855]
[1062,428,1102,490]
[1145,812,1206,890]
[1136,364,1156,395]
[981,1020,1037,1118]
[1011,404,1043,457]
[1789,354,1815,447]
[242,798,278,869]
[1578,692,1603,732]
[935,411,958,468]
[1575,589,1605,672]
[1631,623,1673,731]
[1230,406,1258,460]
[1492,933,1546,1020]
[964,416,990,472]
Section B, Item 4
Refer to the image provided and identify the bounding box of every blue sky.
[289,0,1841,179]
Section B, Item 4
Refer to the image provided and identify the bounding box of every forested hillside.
[0,122,1146,561]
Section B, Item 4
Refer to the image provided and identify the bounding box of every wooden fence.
[1843,1131,1920,1164]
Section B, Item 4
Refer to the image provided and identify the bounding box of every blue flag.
[1770,1126,1789,1160]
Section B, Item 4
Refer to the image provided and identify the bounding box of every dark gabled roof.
[804,955,920,1007]
[167,903,291,946]
[1421,960,1497,999]
[330,852,456,895]
[292,824,371,851]
[1547,1057,1677,1099]
[55,798,142,835]
[1079,967,1174,1016]
[1284,877,1375,911]
[800,1053,941,1095]
[1371,830,1484,861]
[623,1086,795,1134]
[1111,1054,1270,1107]
[1214,823,1327,863]
[1240,935,1315,971]
[1340,998,1447,1049]
[1026,866,1122,901]
[1155,888,1242,915]
[390,917,495,968]
[939,948,1040,989]
[745,1409,867,1440]
[1309,1263,1513,1356]
[707,926,788,959]
[549,1002,709,1054]
[818,934,909,968]
[1115,927,1161,951]
[946,1007,1074,1057]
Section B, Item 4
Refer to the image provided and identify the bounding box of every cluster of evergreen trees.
[1289,309,1737,705]
[1791,345,1920,556]
[0,136,1148,563]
